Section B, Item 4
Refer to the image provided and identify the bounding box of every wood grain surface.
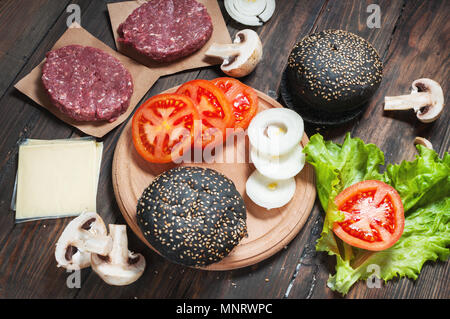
[0,0,448,299]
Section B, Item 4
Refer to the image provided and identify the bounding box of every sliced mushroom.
[205,29,263,78]
[55,212,113,270]
[414,137,433,150]
[91,224,145,286]
[384,78,444,123]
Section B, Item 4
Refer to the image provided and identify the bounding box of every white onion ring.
[247,108,304,156]
[250,144,305,180]
[224,0,276,26]
[246,170,296,210]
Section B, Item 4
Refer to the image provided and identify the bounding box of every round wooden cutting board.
[112,88,316,271]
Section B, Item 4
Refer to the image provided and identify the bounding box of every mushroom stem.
[383,78,444,123]
[90,224,146,286]
[384,92,432,111]
[205,44,241,61]
[78,234,113,256]
[108,224,128,265]
[205,29,263,78]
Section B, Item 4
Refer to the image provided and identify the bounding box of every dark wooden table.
[0,0,448,299]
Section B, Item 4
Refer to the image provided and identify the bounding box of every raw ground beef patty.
[118,0,213,62]
[42,45,133,122]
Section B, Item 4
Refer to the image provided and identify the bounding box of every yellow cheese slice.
[15,139,103,221]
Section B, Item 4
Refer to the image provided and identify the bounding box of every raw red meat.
[42,45,133,122]
[118,0,213,62]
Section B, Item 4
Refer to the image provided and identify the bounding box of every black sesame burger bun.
[286,29,383,113]
[136,166,247,267]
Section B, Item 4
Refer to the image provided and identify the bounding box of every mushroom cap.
[91,251,146,286]
[91,224,146,286]
[412,78,444,123]
[221,29,263,78]
[414,136,433,150]
[55,212,108,270]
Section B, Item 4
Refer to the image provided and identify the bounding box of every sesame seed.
[136,166,247,267]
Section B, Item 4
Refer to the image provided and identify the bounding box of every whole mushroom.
[414,136,433,150]
[55,212,113,270]
[91,224,145,286]
[384,78,444,123]
[205,29,263,78]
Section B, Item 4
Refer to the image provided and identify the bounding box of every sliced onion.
[224,0,276,26]
[235,0,266,16]
[246,170,296,210]
[250,144,305,180]
[247,108,304,156]
[258,0,275,22]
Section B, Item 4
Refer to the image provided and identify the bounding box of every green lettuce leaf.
[304,133,450,295]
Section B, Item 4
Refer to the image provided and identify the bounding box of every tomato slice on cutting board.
[212,77,259,129]
[176,79,234,148]
[333,180,405,251]
[132,93,199,163]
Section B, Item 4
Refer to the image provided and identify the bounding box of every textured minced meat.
[42,45,133,122]
[118,0,213,62]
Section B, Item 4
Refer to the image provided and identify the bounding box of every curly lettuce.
[304,133,450,295]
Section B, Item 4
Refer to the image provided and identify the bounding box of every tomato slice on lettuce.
[333,180,405,251]
[176,79,234,148]
[212,77,258,129]
[132,93,199,163]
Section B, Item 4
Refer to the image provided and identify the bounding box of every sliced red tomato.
[212,77,259,129]
[333,180,405,251]
[132,93,199,163]
[175,79,234,148]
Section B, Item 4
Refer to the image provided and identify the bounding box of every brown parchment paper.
[14,23,160,138]
[107,0,232,76]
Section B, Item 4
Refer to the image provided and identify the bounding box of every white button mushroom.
[384,78,444,123]
[205,29,263,78]
[414,137,433,150]
[55,212,112,270]
[91,224,146,286]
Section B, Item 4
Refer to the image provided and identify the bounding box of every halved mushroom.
[91,224,145,286]
[414,137,433,150]
[384,78,444,123]
[205,29,263,78]
[55,212,112,270]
